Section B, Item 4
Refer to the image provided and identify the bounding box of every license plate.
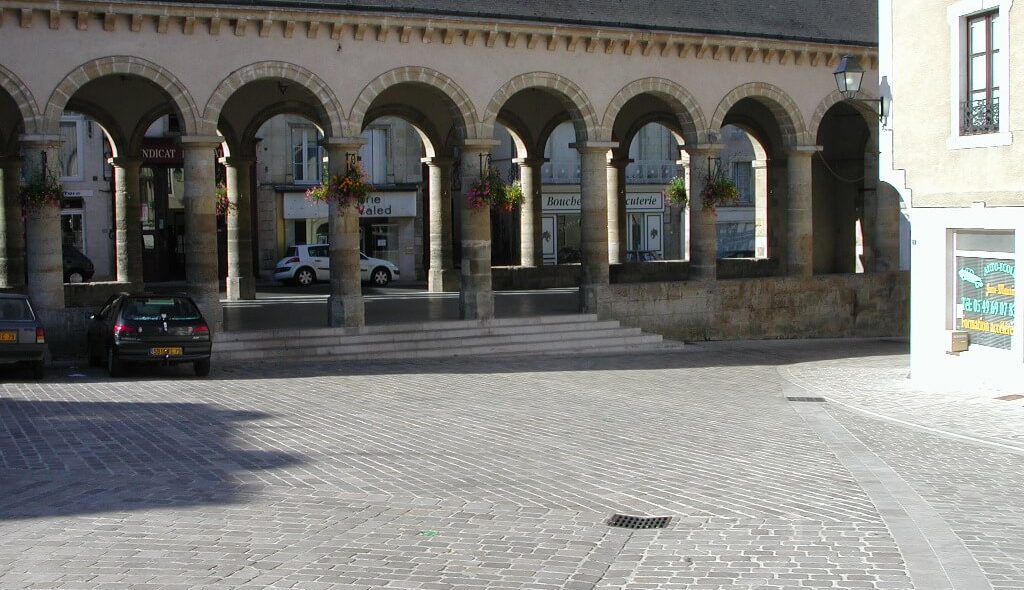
[151,347,183,356]
[0,331,16,343]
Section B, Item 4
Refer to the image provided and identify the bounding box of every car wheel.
[294,267,316,287]
[30,360,44,380]
[107,346,124,378]
[66,271,84,283]
[194,358,211,377]
[370,267,391,287]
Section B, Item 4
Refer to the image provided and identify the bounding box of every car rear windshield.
[122,297,201,321]
[0,299,34,321]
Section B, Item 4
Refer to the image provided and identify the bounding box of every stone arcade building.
[0,0,905,346]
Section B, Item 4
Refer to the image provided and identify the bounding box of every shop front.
[138,138,187,282]
[541,188,666,264]
[281,190,419,280]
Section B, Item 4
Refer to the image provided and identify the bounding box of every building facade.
[882,0,1022,388]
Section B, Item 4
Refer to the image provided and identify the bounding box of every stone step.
[217,333,664,362]
[215,325,653,360]
[215,313,599,343]
[213,319,626,352]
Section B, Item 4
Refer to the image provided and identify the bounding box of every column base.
[579,283,608,315]
[226,276,256,300]
[191,293,223,334]
[428,268,461,292]
[459,289,494,320]
[327,293,365,327]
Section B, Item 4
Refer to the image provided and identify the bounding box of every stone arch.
[204,61,344,138]
[482,72,600,143]
[709,82,809,146]
[602,78,707,145]
[349,67,478,140]
[43,56,200,135]
[0,63,42,136]
[809,90,878,140]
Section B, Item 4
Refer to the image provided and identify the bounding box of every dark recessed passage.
[607,514,672,529]
[786,397,827,402]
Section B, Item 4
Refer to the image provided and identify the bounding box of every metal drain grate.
[786,397,826,402]
[607,514,672,529]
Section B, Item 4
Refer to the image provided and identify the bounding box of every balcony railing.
[960,97,999,135]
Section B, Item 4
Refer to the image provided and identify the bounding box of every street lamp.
[833,54,885,121]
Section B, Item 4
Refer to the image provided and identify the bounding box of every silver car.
[273,244,401,287]
[0,293,48,379]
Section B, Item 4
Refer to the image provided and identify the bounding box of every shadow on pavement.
[0,399,300,520]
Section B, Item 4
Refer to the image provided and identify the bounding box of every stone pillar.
[223,156,256,300]
[607,157,630,264]
[424,156,458,291]
[685,144,723,280]
[325,138,368,327]
[110,157,143,288]
[753,159,769,258]
[0,157,25,290]
[574,141,616,312]
[181,137,223,331]
[458,140,499,320]
[517,157,545,267]
[786,146,821,277]
[20,136,64,316]
[666,154,689,261]
[875,181,902,272]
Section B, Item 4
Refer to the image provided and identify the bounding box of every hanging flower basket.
[19,169,63,211]
[700,168,740,211]
[306,162,373,212]
[215,183,236,217]
[465,166,507,211]
[664,176,688,207]
[501,180,525,213]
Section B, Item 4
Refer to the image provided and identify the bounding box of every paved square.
[1,340,1021,589]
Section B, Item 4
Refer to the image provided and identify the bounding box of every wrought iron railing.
[960,97,999,135]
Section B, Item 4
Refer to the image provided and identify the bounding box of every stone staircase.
[213,314,677,362]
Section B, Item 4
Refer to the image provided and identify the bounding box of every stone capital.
[219,156,255,168]
[513,157,548,167]
[569,141,618,153]
[608,157,633,169]
[323,137,368,153]
[459,139,501,154]
[108,157,143,169]
[787,144,823,157]
[179,135,224,149]
[19,134,62,150]
[683,143,724,157]
[421,156,454,167]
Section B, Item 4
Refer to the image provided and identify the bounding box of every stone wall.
[598,271,909,341]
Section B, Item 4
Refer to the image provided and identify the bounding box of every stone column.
[666,154,689,261]
[181,137,223,330]
[110,157,143,288]
[875,182,902,272]
[574,141,616,312]
[325,138,368,327]
[424,156,458,291]
[20,136,64,316]
[223,156,256,300]
[517,157,545,267]
[607,157,630,264]
[786,146,821,277]
[0,157,25,290]
[458,140,499,320]
[685,144,723,280]
[753,159,769,258]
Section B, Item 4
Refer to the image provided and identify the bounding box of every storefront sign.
[955,256,1016,350]
[542,192,664,213]
[283,191,417,220]
[63,190,94,198]
[141,139,184,165]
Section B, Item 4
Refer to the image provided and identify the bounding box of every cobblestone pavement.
[0,339,1018,589]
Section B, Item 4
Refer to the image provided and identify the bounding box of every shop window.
[730,161,754,206]
[58,116,84,181]
[61,210,85,253]
[359,127,389,185]
[717,222,756,258]
[290,125,322,184]
[948,0,1011,148]
[952,230,1015,350]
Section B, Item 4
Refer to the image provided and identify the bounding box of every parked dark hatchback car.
[0,293,47,379]
[86,293,212,377]
[63,245,95,283]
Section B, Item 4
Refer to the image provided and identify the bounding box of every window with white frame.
[58,116,85,181]
[290,125,322,184]
[948,0,1011,148]
[359,127,389,185]
[730,161,754,206]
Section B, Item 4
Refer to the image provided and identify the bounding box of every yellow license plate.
[151,347,183,356]
[0,331,16,343]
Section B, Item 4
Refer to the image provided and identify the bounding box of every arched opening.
[0,84,29,289]
[814,101,872,274]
